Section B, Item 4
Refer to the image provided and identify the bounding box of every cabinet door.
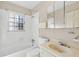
[55,1,65,28]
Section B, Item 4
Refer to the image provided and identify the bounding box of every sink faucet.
[40,36,50,42]
[59,41,70,48]
[74,35,79,39]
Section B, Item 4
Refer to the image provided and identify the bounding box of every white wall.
[0,9,32,56]
[31,12,39,46]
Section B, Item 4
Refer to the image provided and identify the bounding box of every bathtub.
[5,47,40,57]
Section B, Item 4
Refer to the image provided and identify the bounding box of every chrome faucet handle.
[58,41,70,48]
[74,35,79,39]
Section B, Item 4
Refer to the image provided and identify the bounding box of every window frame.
[8,11,25,32]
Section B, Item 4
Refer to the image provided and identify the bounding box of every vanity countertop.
[39,41,79,57]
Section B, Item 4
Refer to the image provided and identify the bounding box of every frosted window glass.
[9,23,14,26]
[9,27,14,31]
[8,12,25,32]
[8,19,15,22]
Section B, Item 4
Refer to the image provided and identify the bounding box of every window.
[8,12,25,32]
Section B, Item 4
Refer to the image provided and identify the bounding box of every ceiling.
[9,1,77,10]
[9,1,40,9]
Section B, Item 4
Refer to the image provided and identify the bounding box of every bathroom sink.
[40,41,72,56]
[47,42,64,54]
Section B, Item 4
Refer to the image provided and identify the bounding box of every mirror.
[39,21,47,28]
[39,1,65,28]
[54,1,65,28]
[39,1,79,29]
[48,18,54,28]
[65,1,79,28]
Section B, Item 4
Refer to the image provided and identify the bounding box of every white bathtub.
[5,47,40,57]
